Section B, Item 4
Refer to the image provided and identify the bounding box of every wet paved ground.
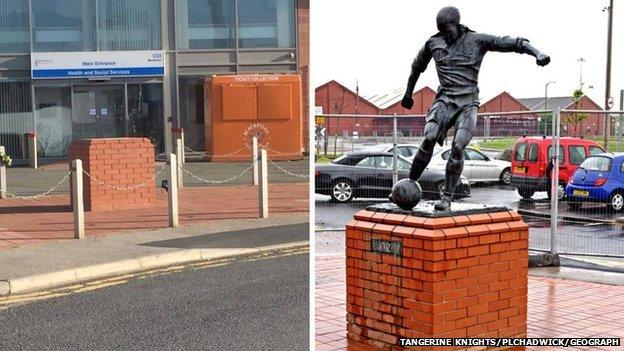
[314,234,624,351]
[316,186,624,257]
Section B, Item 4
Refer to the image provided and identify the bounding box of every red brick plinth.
[68,138,155,212]
[346,208,529,350]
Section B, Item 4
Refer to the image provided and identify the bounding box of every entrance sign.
[31,51,165,79]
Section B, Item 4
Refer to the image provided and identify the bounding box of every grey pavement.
[0,213,308,282]
[4,159,309,196]
[0,252,309,351]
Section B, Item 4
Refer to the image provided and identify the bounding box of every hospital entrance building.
[0,0,309,162]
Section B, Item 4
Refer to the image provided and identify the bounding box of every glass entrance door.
[72,85,125,139]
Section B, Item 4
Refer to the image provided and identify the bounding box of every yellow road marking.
[73,280,127,293]
[0,293,70,307]
[0,246,308,309]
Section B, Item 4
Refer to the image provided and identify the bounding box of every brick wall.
[68,138,155,212]
[345,209,529,350]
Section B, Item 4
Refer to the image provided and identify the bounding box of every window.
[375,156,392,170]
[547,146,564,164]
[397,146,417,157]
[127,84,164,153]
[466,148,486,161]
[32,0,95,52]
[34,86,72,157]
[397,158,411,171]
[177,0,235,49]
[373,156,411,171]
[590,146,605,156]
[580,156,611,172]
[238,0,295,48]
[0,0,29,53]
[514,143,526,161]
[0,81,33,159]
[98,0,161,51]
[568,145,587,165]
[528,144,538,162]
[355,157,375,168]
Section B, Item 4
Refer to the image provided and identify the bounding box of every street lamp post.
[544,81,556,136]
[604,0,614,147]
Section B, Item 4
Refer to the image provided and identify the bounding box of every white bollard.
[28,133,38,169]
[259,149,268,218]
[176,138,184,189]
[168,153,179,228]
[72,159,85,239]
[252,136,259,186]
[0,146,6,200]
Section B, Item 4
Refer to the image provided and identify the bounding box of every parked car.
[315,151,471,202]
[566,153,624,212]
[363,143,420,159]
[427,147,512,185]
[510,136,605,199]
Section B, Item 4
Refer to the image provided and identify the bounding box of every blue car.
[566,153,624,212]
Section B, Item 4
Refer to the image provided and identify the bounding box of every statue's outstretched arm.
[481,34,550,66]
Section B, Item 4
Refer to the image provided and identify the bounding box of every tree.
[566,89,588,137]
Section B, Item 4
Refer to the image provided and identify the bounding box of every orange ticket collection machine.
[206,74,303,161]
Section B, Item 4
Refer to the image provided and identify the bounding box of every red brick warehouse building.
[315,80,604,138]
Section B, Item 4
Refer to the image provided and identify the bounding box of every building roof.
[363,88,405,109]
[517,96,575,111]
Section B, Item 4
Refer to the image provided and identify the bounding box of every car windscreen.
[579,156,612,172]
[331,155,348,164]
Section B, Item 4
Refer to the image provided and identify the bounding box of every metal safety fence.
[314,108,624,261]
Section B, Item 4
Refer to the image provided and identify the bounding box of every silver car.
[428,147,512,185]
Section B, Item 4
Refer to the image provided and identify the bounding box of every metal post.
[0,146,6,200]
[619,90,623,152]
[604,0,614,147]
[27,133,37,169]
[179,129,185,164]
[252,136,259,186]
[72,159,85,239]
[259,149,268,218]
[550,107,560,256]
[176,138,183,189]
[168,153,179,228]
[392,114,398,185]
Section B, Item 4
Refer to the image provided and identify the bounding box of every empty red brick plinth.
[68,138,155,212]
[345,208,529,350]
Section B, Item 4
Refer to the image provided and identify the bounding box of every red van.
[510,136,605,199]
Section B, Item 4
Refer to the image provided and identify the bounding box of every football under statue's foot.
[434,195,452,211]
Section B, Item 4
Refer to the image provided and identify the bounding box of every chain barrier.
[83,163,167,191]
[261,145,304,157]
[180,158,258,185]
[268,158,309,179]
[184,145,204,154]
[4,172,71,200]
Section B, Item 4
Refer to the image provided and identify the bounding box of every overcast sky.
[311,0,623,108]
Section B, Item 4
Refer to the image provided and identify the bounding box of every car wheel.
[437,182,445,199]
[330,179,354,203]
[608,192,624,212]
[547,183,566,200]
[567,202,582,211]
[499,168,512,185]
[517,188,534,199]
